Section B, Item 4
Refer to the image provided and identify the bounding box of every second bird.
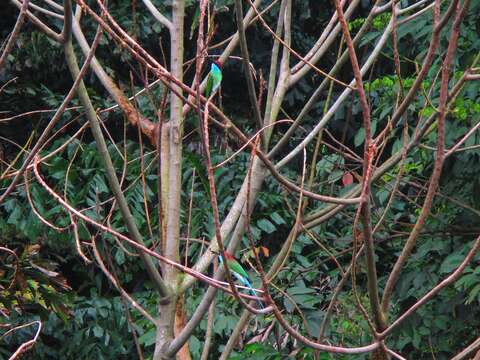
[205,60,222,98]
[219,250,263,308]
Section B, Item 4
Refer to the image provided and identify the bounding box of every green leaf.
[93,325,104,338]
[287,287,316,295]
[257,219,276,234]
[440,253,464,274]
[270,212,286,225]
[138,327,156,347]
[115,249,125,265]
[327,169,343,183]
[467,283,480,304]
[189,335,201,356]
[354,128,365,147]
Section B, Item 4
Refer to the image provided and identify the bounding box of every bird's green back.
[226,258,250,280]
[205,63,222,97]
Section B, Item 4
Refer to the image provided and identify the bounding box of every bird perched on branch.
[205,60,223,98]
[218,250,263,308]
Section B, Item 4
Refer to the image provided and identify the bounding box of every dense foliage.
[1,0,480,359]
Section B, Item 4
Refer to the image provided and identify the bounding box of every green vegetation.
[1,0,480,359]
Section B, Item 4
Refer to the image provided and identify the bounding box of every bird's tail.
[242,277,264,309]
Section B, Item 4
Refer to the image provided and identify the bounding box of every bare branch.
[382,0,470,313]
[62,20,170,298]
[0,13,100,205]
[380,234,480,339]
[27,1,64,20]
[9,0,62,41]
[234,0,263,131]
[451,337,480,360]
[2,321,42,360]
[72,8,156,143]
[0,0,29,70]
[141,0,172,31]
[32,155,263,302]
[90,238,156,323]
[274,16,394,169]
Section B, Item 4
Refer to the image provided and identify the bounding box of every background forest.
[1,0,480,359]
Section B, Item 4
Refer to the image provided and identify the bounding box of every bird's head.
[212,60,223,69]
[222,251,235,261]
[211,249,234,260]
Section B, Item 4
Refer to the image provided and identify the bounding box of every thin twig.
[0,10,99,205]
[380,233,480,339]
[244,0,354,89]
[32,156,261,301]
[234,0,263,131]
[0,0,30,70]
[90,238,156,323]
[3,321,42,360]
[9,0,62,41]
[382,0,469,313]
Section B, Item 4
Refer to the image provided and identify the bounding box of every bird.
[218,250,264,308]
[204,60,223,98]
